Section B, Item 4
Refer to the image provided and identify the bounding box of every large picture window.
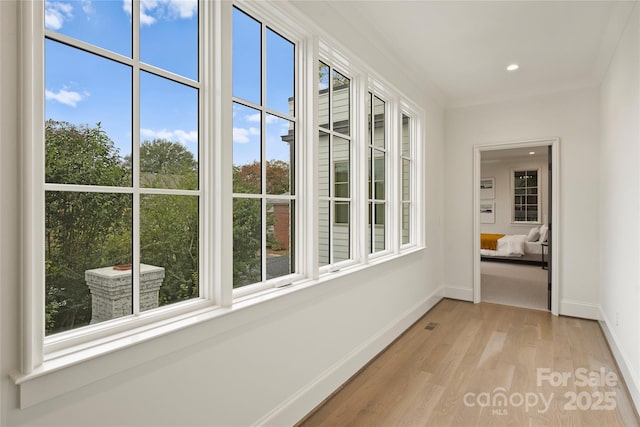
[44,0,201,335]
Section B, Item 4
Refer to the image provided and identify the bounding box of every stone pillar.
[85,264,165,324]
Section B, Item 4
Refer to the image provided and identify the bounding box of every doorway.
[473,139,559,315]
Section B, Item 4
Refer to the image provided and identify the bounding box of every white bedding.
[481,234,542,257]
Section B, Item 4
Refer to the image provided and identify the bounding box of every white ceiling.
[292,0,637,108]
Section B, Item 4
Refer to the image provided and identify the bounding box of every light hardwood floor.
[298,299,639,426]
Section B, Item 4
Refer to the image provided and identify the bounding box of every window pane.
[368,147,373,199]
[374,150,385,200]
[402,202,410,245]
[266,114,293,195]
[332,70,350,135]
[140,1,198,79]
[318,62,330,129]
[45,0,132,57]
[334,136,350,198]
[319,131,330,198]
[367,92,372,145]
[373,95,385,148]
[233,198,262,287]
[402,114,410,157]
[335,202,349,224]
[266,29,294,116]
[333,202,350,262]
[402,159,410,201]
[45,191,132,335]
[232,8,261,105]
[233,103,261,193]
[527,209,538,222]
[319,200,330,267]
[374,202,386,252]
[140,72,198,190]
[140,195,199,310]
[45,40,132,186]
[266,199,293,279]
[368,202,373,254]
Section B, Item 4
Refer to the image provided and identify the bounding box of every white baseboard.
[441,285,474,301]
[598,308,640,417]
[253,290,443,426]
[558,299,600,319]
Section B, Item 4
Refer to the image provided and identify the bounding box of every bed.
[480,225,548,265]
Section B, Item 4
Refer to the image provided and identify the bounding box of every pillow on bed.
[539,224,548,243]
[526,227,540,242]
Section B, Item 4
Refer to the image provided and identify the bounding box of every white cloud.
[140,128,198,145]
[45,1,73,30]
[233,128,250,144]
[45,88,85,107]
[246,113,260,123]
[81,0,93,14]
[124,0,196,26]
[169,0,197,19]
[249,127,260,136]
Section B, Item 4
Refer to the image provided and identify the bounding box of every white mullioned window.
[318,60,353,268]
[231,5,299,295]
[512,168,541,223]
[40,0,209,352]
[400,112,412,246]
[17,0,424,394]
[367,91,388,255]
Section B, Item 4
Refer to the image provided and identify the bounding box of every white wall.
[444,86,601,318]
[480,156,548,236]
[0,1,445,426]
[599,3,640,410]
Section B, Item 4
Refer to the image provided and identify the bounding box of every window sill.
[10,246,424,409]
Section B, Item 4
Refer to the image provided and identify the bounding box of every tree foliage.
[45,120,131,333]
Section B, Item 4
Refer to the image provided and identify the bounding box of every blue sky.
[45,0,293,168]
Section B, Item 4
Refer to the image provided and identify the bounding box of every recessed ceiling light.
[529,151,535,155]
[507,64,520,72]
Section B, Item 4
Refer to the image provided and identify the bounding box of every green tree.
[127,139,199,305]
[124,138,197,189]
[45,120,131,334]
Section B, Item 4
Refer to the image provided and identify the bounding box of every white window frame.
[229,2,307,298]
[511,167,542,224]
[317,56,357,273]
[366,86,392,259]
[19,0,221,373]
[398,98,424,250]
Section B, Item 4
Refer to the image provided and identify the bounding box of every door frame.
[473,138,560,315]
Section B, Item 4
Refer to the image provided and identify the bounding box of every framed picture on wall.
[480,201,495,224]
[480,177,495,199]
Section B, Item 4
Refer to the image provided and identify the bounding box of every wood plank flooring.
[298,299,639,427]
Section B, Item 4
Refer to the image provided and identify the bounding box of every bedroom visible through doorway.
[474,141,558,313]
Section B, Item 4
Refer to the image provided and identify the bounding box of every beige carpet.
[481,261,548,311]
